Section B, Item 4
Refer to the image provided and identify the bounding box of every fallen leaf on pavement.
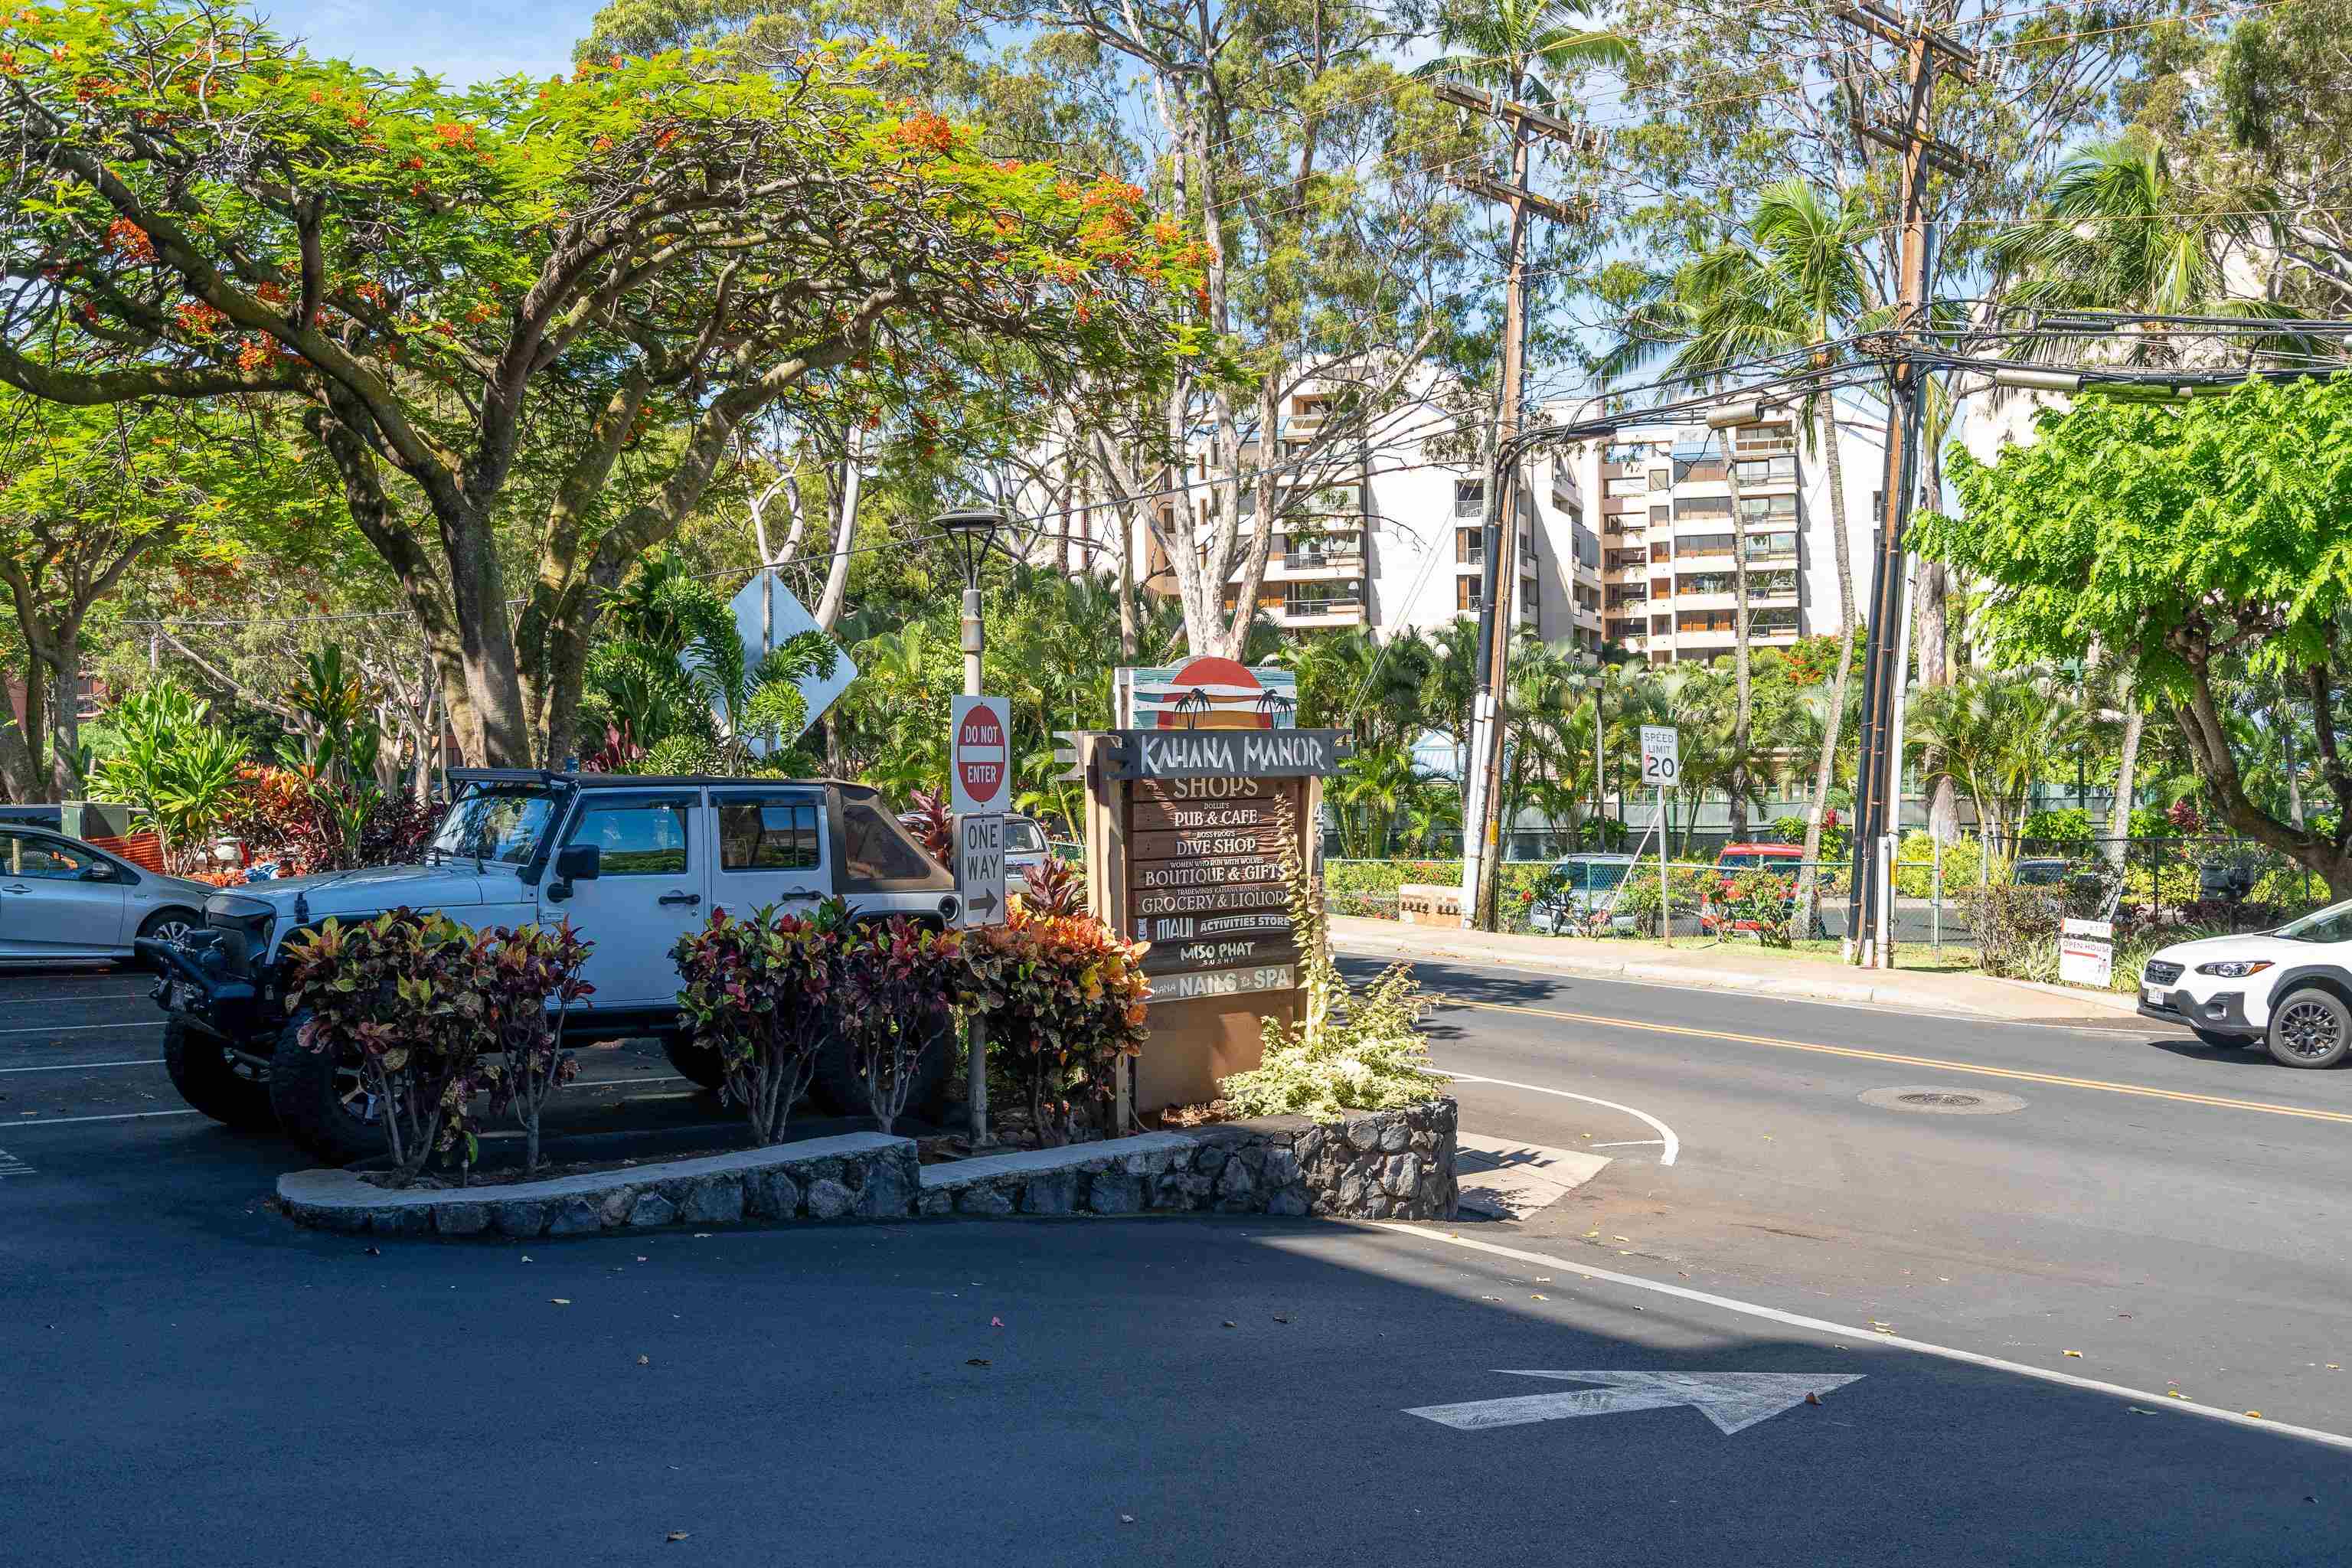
[637,1355,651,1367]
[966,1358,989,1367]
[1803,1392,1821,1406]
[2167,1391,2190,1400]
[2128,1406,2155,1415]
[2063,1351,2082,1358]
[364,1246,381,1256]
[1119,1515,1135,1524]
[1612,1236,1629,1243]
[990,1316,1004,1328]
[551,1298,571,1306]
[1223,1320,1237,1328]
[2246,1410,2262,1419]
[1272,1315,1290,1324]
[1530,1294,1549,1302]
[666,1531,690,1543]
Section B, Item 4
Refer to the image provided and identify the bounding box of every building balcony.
[1276,599,1366,627]
[1270,551,1366,578]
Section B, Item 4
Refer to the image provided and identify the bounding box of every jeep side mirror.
[554,844,600,883]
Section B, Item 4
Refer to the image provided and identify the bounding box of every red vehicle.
[1713,842,1805,896]
[1701,844,1806,937]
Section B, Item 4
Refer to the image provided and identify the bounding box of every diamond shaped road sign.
[727,569,857,748]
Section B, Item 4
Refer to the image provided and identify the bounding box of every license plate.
[2145,985,2161,1004]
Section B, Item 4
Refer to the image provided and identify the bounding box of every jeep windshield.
[428,782,561,865]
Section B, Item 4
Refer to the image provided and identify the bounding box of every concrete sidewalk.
[1330,915,2168,1028]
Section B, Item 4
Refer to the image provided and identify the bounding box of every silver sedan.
[0,827,211,964]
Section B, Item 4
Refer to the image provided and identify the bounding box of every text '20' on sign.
[950,694,1012,817]
[1639,724,1681,787]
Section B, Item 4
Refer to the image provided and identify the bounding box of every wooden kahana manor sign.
[1103,727,1350,782]
[1077,730,1346,1113]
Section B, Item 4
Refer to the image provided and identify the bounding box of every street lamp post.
[934,508,1004,701]
[932,508,1005,1145]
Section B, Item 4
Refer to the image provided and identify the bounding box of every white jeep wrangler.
[139,769,963,1163]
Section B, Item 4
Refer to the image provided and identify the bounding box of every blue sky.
[256,2,593,84]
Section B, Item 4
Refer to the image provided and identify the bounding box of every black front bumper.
[132,936,265,1037]
[2137,987,2254,1034]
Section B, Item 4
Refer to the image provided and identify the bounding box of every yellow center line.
[1436,996,2352,1126]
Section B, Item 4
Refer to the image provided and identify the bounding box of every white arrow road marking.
[1408,1371,1864,1436]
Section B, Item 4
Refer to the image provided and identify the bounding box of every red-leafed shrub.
[965,906,1149,1142]
[837,916,969,1135]
[671,899,846,1144]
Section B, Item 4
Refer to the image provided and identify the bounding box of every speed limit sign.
[1639,725,1681,786]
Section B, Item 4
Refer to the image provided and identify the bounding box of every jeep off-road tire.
[808,1019,952,1122]
[662,1033,727,1092]
[162,1014,276,1132]
[266,1011,385,1165]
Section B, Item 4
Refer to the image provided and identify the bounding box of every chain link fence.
[1325,834,2347,977]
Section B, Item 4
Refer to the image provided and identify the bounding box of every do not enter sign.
[949,694,1013,816]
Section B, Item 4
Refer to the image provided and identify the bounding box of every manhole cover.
[1858,1085,2027,1116]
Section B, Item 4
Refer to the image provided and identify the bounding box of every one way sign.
[956,814,1007,929]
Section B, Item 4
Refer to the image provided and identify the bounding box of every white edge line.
[0,1058,165,1074]
[1440,1070,1680,1167]
[0,1021,161,1036]
[1379,1225,2352,1455]
[1588,1139,1664,1148]
[8,1108,201,1126]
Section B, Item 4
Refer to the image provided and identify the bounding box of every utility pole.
[1832,2,1981,967]
[1441,81,1600,932]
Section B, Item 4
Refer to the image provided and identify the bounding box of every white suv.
[2137,900,2352,1068]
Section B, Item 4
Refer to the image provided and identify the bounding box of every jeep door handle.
[659,891,702,907]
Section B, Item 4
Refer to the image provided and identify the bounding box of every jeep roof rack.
[446,768,882,793]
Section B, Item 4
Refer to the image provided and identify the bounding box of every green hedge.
[1325,859,1553,933]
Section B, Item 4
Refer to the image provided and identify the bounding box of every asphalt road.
[2,962,2347,1566]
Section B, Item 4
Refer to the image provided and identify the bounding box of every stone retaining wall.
[278,1132,920,1239]
[278,1101,1458,1237]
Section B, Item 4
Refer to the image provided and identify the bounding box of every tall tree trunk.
[2107,665,2144,870]
[1720,431,1754,839]
[0,670,41,803]
[44,622,80,798]
[1793,403,1860,936]
[814,426,863,634]
[1914,558,1961,838]
[1117,500,1138,662]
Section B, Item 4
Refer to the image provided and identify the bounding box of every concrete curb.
[1334,933,1997,1017]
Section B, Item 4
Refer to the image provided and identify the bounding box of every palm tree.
[1987,139,2291,349]
[1602,179,1877,887]
[1333,740,1423,858]
[1906,668,2090,855]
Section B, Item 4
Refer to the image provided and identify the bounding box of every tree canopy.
[0,0,1204,763]
[1916,376,2352,890]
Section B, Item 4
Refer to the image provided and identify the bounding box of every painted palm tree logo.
[1256,688,1295,724]
[1171,687,1214,729]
